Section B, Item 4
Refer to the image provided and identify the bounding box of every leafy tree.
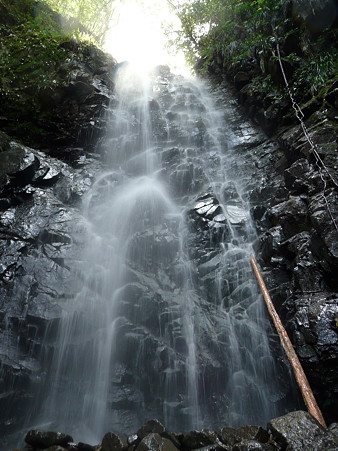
[42,0,117,45]
[170,0,337,104]
[167,0,230,65]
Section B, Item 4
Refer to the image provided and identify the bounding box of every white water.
[26,65,291,443]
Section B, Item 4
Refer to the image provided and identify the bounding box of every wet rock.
[328,423,338,436]
[127,226,179,271]
[268,410,338,450]
[189,193,230,243]
[309,190,338,265]
[0,143,38,188]
[288,293,338,417]
[268,196,309,238]
[182,429,218,449]
[197,254,222,277]
[232,440,264,451]
[101,432,127,451]
[7,152,40,188]
[254,226,284,264]
[249,180,288,210]
[283,159,323,195]
[225,205,247,225]
[66,81,95,102]
[128,434,139,446]
[219,426,269,448]
[136,420,180,449]
[0,137,96,441]
[136,433,179,451]
[25,430,73,448]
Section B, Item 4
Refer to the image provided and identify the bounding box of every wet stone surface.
[0,138,101,444]
[0,65,337,449]
[13,414,338,450]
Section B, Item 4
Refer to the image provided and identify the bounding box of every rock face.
[249,120,338,423]
[38,42,116,158]
[0,69,290,448]
[204,10,338,423]
[0,134,102,446]
[0,31,116,448]
[0,56,337,451]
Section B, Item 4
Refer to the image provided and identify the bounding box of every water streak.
[28,65,291,443]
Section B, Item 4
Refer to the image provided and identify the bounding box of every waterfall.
[27,65,289,444]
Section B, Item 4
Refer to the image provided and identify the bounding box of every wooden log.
[250,254,327,429]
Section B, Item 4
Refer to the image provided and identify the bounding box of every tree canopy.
[42,0,116,45]
[169,0,338,102]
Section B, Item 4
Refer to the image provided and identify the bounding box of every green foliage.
[0,23,67,95]
[0,0,116,46]
[0,0,78,141]
[42,0,116,45]
[0,20,69,141]
[293,51,338,96]
[173,0,338,108]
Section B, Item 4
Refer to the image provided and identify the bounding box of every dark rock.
[0,130,11,153]
[254,226,284,263]
[233,72,250,90]
[77,443,97,451]
[25,430,73,448]
[136,433,179,451]
[287,293,338,419]
[283,159,322,195]
[136,420,180,449]
[101,432,127,451]
[268,410,338,450]
[0,144,39,187]
[45,446,68,451]
[309,190,338,266]
[328,423,338,436]
[182,430,218,449]
[219,426,269,447]
[232,440,264,451]
[268,196,309,238]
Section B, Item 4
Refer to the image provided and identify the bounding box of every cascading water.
[26,64,292,443]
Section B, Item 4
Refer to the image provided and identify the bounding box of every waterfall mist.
[24,63,294,444]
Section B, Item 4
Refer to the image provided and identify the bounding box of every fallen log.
[250,254,327,429]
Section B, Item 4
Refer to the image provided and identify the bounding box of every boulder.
[268,410,338,450]
[25,430,73,448]
[182,429,218,449]
[219,426,269,448]
[136,420,180,448]
[101,432,127,451]
[136,433,179,451]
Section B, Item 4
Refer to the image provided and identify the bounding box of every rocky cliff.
[0,1,337,449]
[0,32,117,446]
[202,0,338,427]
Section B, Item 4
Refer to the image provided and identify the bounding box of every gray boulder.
[268,410,338,450]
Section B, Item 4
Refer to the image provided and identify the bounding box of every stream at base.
[26,65,293,444]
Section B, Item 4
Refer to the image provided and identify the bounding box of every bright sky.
[104,0,189,74]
